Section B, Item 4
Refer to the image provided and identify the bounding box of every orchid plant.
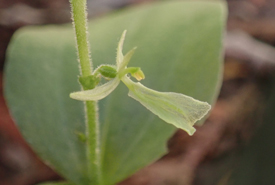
[4,0,225,184]
[68,0,213,183]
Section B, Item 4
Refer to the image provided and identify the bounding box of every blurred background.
[1,0,275,184]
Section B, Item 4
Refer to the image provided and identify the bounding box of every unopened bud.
[132,69,145,81]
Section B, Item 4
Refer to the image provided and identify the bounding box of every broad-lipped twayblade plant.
[70,30,211,135]
[69,1,212,184]
[4,0,226,184]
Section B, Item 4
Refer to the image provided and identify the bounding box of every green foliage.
[4,1,226,185]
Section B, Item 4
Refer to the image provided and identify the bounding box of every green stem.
[70,0,101,184]
[70,0,92,76]
[85,101,100,185]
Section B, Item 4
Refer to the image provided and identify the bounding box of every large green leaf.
[4,1,226,185]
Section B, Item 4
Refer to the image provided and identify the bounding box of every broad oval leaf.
[4,1,226,185]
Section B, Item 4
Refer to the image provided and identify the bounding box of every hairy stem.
[70,0,101,184]
[70,0,92,76]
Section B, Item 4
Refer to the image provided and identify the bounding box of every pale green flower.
[70,30,211,135]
